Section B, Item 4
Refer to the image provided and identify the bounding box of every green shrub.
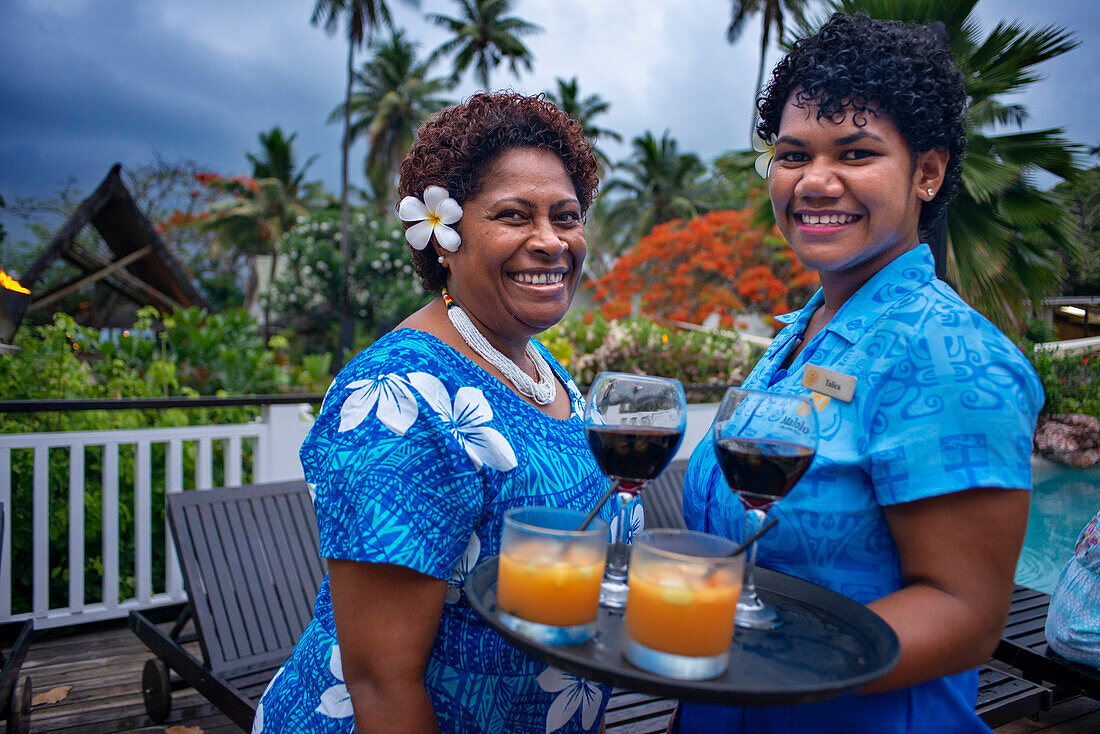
[1026,346,1100,417]
[0,309,326,614]
[542,311,757,399]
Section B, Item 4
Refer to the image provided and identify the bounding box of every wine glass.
[584,372,687,610]
[712,387,818,629]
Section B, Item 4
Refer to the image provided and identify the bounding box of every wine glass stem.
[742,507,767,601]
[604,481,632,584]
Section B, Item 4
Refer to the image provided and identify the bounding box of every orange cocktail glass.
[497,507,608,646]
[624,529,743,679]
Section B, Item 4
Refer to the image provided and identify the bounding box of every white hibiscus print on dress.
[316,643,354,719]
[251,664,285,733]
[407,372,518,471]
[566,377,585,418]
[538,667,604,733]
[446,531,481,604]
[609,496,645,543]
[338,374,418,435]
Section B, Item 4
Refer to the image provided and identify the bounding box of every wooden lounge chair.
[994,584,1100,703]
[0,504,32,734]
[128,480,325,731]
[639,465,1054,728]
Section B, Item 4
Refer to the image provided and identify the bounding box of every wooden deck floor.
[17,620,1100,734]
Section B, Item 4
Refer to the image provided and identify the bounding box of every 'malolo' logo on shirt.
[781,416,812,435]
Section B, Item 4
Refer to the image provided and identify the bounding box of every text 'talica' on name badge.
[802,365,856,402]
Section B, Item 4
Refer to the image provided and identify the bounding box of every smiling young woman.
[678,13,1043,734]
[769,105,948,308]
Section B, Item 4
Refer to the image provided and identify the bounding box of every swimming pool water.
[1016,459,1100,594]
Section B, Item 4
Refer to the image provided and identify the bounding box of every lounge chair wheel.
[6,676,31,734]
[142,658,172,723]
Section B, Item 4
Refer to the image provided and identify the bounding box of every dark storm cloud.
[0,0,344,214]
[1,0,1096,249]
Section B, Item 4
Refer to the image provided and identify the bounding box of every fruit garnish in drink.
[626,561,740,657]
[497,540,605,627]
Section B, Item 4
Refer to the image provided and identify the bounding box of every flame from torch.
[0,271,30,295]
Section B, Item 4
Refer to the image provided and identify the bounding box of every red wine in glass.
[585,425,684,490]
[714,437,815,510]
[584,372,687,610]
[712,387,818,630]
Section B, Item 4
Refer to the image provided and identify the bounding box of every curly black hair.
[398,91,599,293]
[757,13,967,234]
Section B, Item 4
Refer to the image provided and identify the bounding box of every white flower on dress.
[407,372,518,471]
[338,373,419,436]
[251,664,285,733]
[565,377,585,418]
[609,496,645,543]
[317,643,354,719]
[397,185,463,252]
[446,531,481,604]
[538,667,604,733]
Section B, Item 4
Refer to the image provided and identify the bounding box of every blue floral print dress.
[254,329,615,734]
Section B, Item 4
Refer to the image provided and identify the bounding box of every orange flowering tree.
[590,209,818,329]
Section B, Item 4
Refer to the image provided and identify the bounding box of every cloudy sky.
[2,0,1097,247]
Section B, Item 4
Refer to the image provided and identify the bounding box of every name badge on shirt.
[802,365,856,402]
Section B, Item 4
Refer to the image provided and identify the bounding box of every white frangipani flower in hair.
[398,185,463,252]
[753,131,776,179]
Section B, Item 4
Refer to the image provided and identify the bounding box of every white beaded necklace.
[444,291,556,405]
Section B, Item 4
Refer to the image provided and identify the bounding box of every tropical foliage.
[590,208,819,328]
[311,0,417,356]
[544,77,623,173]
[271,209,431,359]
[246,127,320,197]
[542,311,756,395]
[1055,163,1100,295]
[0,310,329,615]
[604,131,707,243]
[330,30,454,210]
[427,0,542,89]
[725,0,813,142]
[1023,342,1100,418]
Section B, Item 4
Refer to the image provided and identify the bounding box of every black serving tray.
[466,556,899,706]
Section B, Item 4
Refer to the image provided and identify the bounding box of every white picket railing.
[0,403,313,629]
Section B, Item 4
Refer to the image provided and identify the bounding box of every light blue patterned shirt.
[256,329,614,734]
[679,245,1043,733]
[1047,511,1100,668]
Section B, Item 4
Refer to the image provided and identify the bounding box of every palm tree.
[329,31,454,210]
[198,130,322,333]
[246,127,319,198]
[726,0,813,143]
[199,177,308,320]
[794,0,1083,330]
[605,131,707,242]
[543,77,623,173]
[427,0,542,89]
[310,0,417,356]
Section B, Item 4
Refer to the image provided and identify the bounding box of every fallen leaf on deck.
[164,727,203,734]
[31,685,72,706]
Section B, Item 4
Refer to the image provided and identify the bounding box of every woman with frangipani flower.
[256,92,616,734]
[678,13,1043,734]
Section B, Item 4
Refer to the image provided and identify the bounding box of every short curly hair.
[757,13,967,234]
[398,91,599,293]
